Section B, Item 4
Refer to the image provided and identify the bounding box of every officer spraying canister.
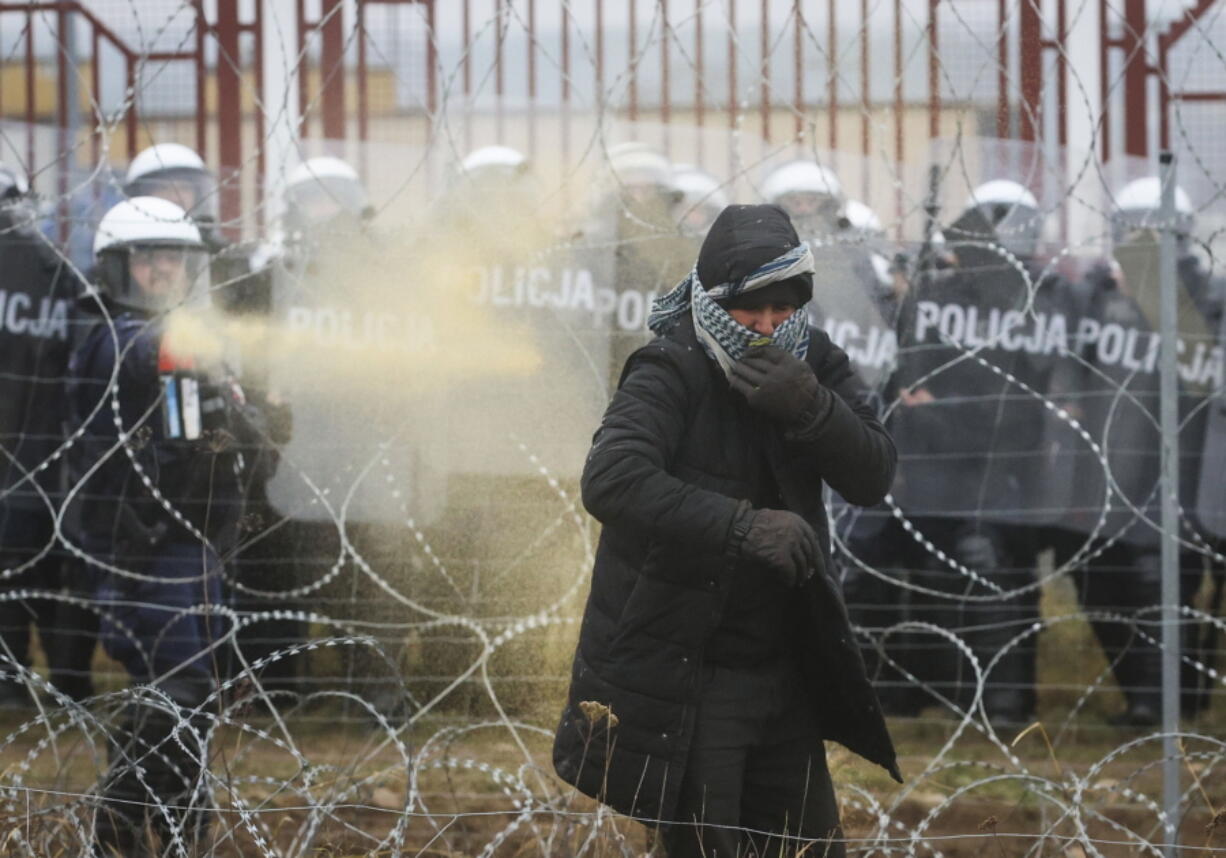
[66,197,275,854]
[885,179,1078,726]
[0,162,96,706]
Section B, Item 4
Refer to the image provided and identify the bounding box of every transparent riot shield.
[261,227,450,527]
[806,240,900,393]
[889,205,1081,526]
[1195,300,1226,540]
[580,188,694,393]
[443,238,613,479]
[1051,230,1216,547]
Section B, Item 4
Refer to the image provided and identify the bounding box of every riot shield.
[888,213,1081,525]
[444,237,614,479]
[261,231,451,526]
[593,194,693,392]
[1051,232,1216,547]
[1195,277,1226,539]
[805,240,900,393]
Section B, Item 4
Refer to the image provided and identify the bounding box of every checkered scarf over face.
[647,242,815,379]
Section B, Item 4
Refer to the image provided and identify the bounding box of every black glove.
[740,507,824,588]
[729,346,827,426]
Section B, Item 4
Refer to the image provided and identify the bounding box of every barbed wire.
[0,0,1221,856]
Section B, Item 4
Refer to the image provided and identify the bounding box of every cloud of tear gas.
[165,228,549,398]
[166,173,614,540]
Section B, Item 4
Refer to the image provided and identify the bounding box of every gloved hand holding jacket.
[739,506,823,587]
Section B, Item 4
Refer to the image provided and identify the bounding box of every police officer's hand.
[741,508,823,587]
[729,346,827,426]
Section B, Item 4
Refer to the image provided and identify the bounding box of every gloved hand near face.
[729,345,830,426]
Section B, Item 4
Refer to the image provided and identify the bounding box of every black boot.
[94,684,213,857]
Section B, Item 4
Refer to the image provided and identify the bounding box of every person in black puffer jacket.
[553,204,901,858]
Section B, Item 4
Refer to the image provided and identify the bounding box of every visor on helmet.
[126,167,219,223]
[284,174,373,229]
[97,241,212,312]
[775,191,843,236]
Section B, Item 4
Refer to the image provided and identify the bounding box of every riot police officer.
[1047,177,1219,724]
[761,159,845,240]
[280,156,374,249]
[260,156,429,720]
[762,169,913,715]
[1112,176,1223,326]
[882,179,1074,725]
[67,196,274,853]
[0,163,95,706]
[671,163,729,241]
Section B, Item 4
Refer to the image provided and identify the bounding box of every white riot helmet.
[761,160,844,236]
[125,143,219,225]
[671,165,729,236]
[93,196,210,312]
[0,162,29,201]
[607,142,678,207]
[0,162,35,225]
[460,145,529,180]
[1112,176,1195,250]
[960,179,1043,261]
[283,156,373,236]
[839,199,885,240]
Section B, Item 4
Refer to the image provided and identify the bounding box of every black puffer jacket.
[552,313,902,823]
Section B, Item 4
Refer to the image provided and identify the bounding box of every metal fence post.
[1157,149,1182,858]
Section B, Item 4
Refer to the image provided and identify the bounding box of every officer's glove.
[740,508,824,588]
[729,346,830,427]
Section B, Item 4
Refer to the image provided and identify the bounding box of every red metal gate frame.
[334,0,1059,169]
[0,1,207,238]
[926,0,1065,147]
[1099,0,1221,162]
[1157,0,1221,154]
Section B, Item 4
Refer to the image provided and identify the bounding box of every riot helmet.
[0,161,35,227]
[959,179,1043,261]
[454,145,539,220]
[0,162,29,201]
[761,160,844,238]
[839,199,885,241]
[607,142,679,209]
[1112,176,1195,252]
[459,145,530,184]
[671,165,729,236]
[282,156,373,240]
[92,196,210,313]
[125,143,220,227]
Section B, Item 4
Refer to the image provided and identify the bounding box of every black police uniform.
[0,207,96,705]
[66,298,274,853]
[883,221,1079,724]
[1045,249,1218,723]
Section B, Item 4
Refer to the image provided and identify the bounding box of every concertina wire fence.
[0,0,1223,855]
